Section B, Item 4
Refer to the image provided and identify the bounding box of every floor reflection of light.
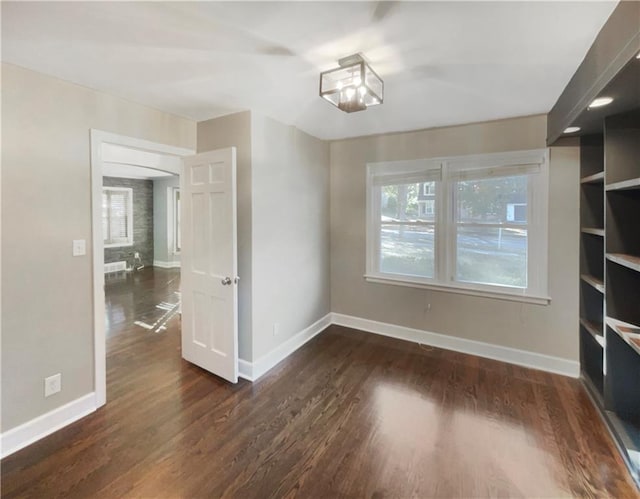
[112,305,125,323]
[450,410,564,496]
[373,383,567,496]
[105,304,125,330]
[374,383,438,449]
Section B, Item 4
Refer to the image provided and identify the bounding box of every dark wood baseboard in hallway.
[2,310,637,496]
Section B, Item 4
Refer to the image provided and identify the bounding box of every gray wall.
[250,113,331,361]
[330,114,580,362]
[153,176,180,267]
[197,111,253,362]
[1,63,196,432]
[103,176,154,267]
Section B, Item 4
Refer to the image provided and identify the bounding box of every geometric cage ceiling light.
[319,53,384,113]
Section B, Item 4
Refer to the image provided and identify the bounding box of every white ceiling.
[2,1,617,140]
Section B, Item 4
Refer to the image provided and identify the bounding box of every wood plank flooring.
[2,268,638,497]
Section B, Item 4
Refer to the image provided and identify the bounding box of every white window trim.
[103,186,134,248]
[365,149,550,305]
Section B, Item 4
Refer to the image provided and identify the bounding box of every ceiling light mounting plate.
[338,53,365,67]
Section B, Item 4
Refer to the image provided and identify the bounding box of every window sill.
[364,274,551,305]
[104,243,134,249]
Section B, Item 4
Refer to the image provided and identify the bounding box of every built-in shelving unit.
[547,3,639,484]
[578,110,640,487]
[579,134,606,400]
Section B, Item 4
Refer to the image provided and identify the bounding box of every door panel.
[181,147,238,383]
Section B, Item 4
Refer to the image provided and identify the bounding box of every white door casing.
[181,147,239,383]
[90,129,194,407]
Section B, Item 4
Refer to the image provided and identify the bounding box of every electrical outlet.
[44,373,61,397]
[425,303,432,312]
[273,323,280,336]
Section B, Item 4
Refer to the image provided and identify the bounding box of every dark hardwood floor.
[104,267,181,338]
[1,268,638,497]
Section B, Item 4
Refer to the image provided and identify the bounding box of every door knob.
[221,277,232,285]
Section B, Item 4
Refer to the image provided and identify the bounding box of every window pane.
[456,175,527,223]
[381,182,436,222]
[103,189,131,244]
[380,224,434,278]
[456,226,527,288]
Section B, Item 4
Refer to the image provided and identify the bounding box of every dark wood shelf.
[607,253,640,273]
[606,177,640,192]
[580,318,604,347]
[581,228,605,237]
[581,274,604,293]
[581,171,605,184]
[606,317,640,357]
[604,411,640,486]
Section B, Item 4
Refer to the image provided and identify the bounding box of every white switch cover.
[72,239,86,256]
[44,373,62,397]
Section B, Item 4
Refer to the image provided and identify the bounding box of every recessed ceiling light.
[589,97,613,108]
[636,51,640,59]
[564,126,581,134]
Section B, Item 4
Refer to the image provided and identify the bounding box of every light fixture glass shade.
[320,55,383,113]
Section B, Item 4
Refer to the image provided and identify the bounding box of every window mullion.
[436,162,449,284]
[447,165,456,285]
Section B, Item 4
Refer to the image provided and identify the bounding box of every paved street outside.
[380,224,527,287]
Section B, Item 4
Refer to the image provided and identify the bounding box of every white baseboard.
[238,313,332,382]
[331,313,580,378]
[153,260,181,269]
[1,314,575,457]
[238,359,254,382]
[1,392,97,459]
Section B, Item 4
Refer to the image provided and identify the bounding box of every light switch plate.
[72,239,86,256]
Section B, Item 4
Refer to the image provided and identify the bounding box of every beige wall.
[330,114,580,361]
[1,65,579,436]
[1,63,196,432]
[250,114,330,360]
[197,111,253,361]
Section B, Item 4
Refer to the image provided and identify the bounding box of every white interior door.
[181,147,238,383]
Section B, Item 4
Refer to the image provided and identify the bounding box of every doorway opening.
[91,130,194,407]
[103,166,181,337]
